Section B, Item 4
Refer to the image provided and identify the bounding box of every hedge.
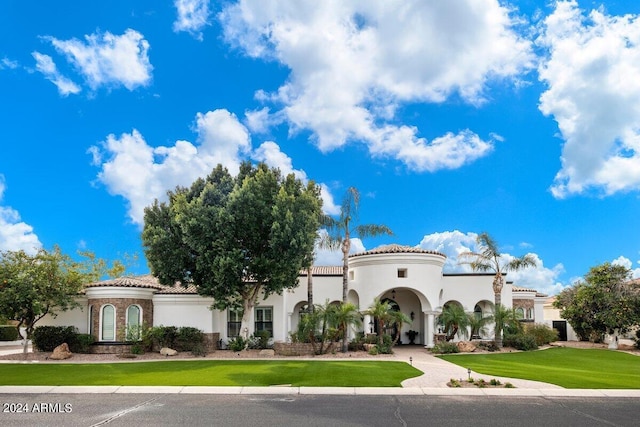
[0,326,19,341]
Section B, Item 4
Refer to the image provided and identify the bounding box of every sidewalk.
[1,344,639,397]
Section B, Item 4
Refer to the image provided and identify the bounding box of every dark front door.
[553,321,567,341]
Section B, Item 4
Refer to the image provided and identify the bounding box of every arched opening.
[100,304,116,342]
[126,305,142,341]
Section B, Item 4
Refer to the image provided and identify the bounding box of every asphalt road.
[1,394,639,426]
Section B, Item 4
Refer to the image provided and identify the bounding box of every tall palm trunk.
[307,268,313,311]
[341,236,350,352]
[493,274,503,348]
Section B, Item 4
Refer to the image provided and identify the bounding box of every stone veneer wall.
[88,298,153,341]
[273,342,315,356]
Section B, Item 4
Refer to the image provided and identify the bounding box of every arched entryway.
[370,288,430,345]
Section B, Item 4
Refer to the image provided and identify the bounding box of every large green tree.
[0,247,121,354]
[554,263,640,348]
[142,162,322,344]
[458,232,537,347]
[325,187,392,352]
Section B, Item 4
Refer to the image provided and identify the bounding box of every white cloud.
[612,255,640,279]
[47,29,152,91]
[0,175,42,253]
[538,1,640,197]
[219,0,533,171]
[0,57,18,70]
[32,52,81,96]
[252,140,339,215]
[173,0,211,39]
[91,109,250,225]
[418,230,566,295]
[313,230,365,266]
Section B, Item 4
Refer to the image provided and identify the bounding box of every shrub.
[228,336,247,351]
[376,334,394,354]
[248,330,270,349]
[32,326,77,351]
[477,341,499,352]
[70,334,95,353]
[526,324,559,346]
[0,325,19,341]
[431,341,459,354]
[150,326,178,349]
[367,345,378,355]
[130,344,144,355]
[504,332,538,351]
[634,330,640,350]
[190,343,207,357]
[176,327,205,352]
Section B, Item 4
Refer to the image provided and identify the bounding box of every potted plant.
[405,330,419,344]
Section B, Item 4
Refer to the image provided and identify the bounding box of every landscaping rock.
[456,341,477,353]
[259,349,275,357]
[50,343,73,360]
[160,347,178,356]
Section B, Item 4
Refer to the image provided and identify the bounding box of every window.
[227,310,242,338]
[255,306,273,337]
[349,271,355,280]
[515,307,525,320]
[397,268,407,278]
[473,304,483,320]
[100,304,116,341]
[527,308,534,320]
[126,305,142,341]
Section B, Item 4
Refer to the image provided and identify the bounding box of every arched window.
[474,304,483,320]
[126,305,142,341]
[100,304,116,341]
[515,307,524,320]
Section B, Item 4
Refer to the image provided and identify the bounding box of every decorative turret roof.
[349,244,446,258]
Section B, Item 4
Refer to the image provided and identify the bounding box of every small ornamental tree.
[0,247,120,355]
[554,263,640,348]
[142,162,322,347]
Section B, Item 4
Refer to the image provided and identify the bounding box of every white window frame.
[125,305,142,341]
[100,304,116,342]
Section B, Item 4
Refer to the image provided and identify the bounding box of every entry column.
[423,311,439,348]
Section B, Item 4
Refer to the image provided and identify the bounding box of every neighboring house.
[41,244,549,347]
[542,296,579,341]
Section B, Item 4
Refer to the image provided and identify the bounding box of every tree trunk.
[307,268,313,310]
[20,326,29,356]
[493,274,503,348]
[608,329,620,349]
[239,286,261,350]
[341,237,350,353]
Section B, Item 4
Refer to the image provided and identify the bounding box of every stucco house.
[41,244,548,348]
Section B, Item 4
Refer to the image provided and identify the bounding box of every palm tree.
[325,187,392,352]
[490,303,524,340]
[334,302,362,344]
[389,309,411,346]
[468,312,491,340]
[458,232,536,347]
[364,299,395,347]
[438,303,471,342]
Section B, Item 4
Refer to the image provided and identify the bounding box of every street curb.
[1,386,639,397]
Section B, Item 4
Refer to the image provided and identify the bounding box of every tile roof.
[350,244,446,258]
[85,274,199,294]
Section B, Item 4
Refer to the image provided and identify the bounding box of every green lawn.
[0,360,421,387]
[439,347,640,389]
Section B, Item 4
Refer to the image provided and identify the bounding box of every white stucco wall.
[153,295,215,332]
[38,297,89,333]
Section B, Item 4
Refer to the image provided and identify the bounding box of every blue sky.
[2,0,640,296]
